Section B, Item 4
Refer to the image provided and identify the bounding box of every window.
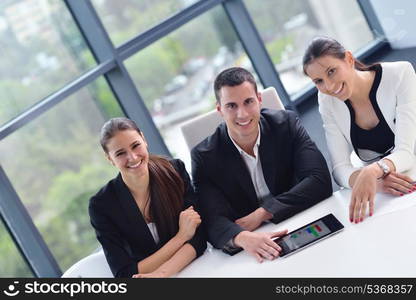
[0,0,381,276]
[0,0,95,125]
[124,6,259,170]
[245,0,374,98]
[0,218,33,277]
[0,77,123,271]
[92,0,199,46]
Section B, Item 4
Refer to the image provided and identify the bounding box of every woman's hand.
[350,165,379,223]
[132,270,168,278]
[177,206,201,241]
[377,172,415,196]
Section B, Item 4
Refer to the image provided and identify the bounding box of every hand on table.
[377,172,415,196]
[351,166,416,223]
[132,270,168,278]
[350,167,378,223]
[233,230,288,263]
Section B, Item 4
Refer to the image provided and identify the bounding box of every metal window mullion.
[0,59,116,278]
[222,0,297,113]
[0,166,61,277]
[117,0,224,60]
[292,0,390,108]
[0,59,116,141]
[357,0,386,39]
[104,63,172,155]
[65,0,169,155]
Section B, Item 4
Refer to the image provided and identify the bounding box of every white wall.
[370,0,416,49]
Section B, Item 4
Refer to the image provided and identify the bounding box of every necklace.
[137,190,151,223]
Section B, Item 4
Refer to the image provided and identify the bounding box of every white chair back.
[180,87,284,150]
[61,250,113,278]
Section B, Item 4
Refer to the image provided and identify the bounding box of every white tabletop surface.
[177,189,416,277]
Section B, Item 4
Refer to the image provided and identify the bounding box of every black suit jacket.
[89,159,206,278]
[191,109,332,248]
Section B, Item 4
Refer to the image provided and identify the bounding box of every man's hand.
[235,207,273,231]
[233,230,288,263]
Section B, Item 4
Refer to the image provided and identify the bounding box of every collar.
[228,124,261,157]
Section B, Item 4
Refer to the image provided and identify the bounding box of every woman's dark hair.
[302,36,373,75]
[100,117,184,244]
[100,117,141,154]
[147,155,184,244]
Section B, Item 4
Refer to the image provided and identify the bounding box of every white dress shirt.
[147,222,160,244]
[228,125,272,203]
[226,126,272,248]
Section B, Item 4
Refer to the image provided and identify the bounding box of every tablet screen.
[277,220,332,256]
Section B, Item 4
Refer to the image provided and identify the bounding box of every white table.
[177,189,416,277]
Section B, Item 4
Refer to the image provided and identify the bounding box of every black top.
[191,109,332,249]
[89,158,206,278]
[345,64,395,161]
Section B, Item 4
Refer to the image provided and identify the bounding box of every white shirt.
[226,126,272,248]
[147,222,160,244]
[228,125,272,202]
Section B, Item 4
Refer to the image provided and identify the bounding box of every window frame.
[0,0,386,277]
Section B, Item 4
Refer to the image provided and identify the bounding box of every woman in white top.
[302,36,416,223]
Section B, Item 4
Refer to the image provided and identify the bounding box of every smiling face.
[304,52,355,101]
[216,81,262,146]
[105,129,149,178]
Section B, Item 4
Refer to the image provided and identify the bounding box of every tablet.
[274,213,344,257]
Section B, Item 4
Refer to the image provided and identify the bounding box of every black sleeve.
[191,150,244,249]
[173,159,207,257]
[89,197,143,278]
[261,113,333,222]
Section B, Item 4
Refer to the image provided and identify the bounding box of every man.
[191,67,332,262]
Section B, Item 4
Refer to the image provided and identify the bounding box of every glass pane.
[0,0,95,125]
[92,0,199,46]
[125,6,260,170]
[0,77,124,272]
[245,0,374,97]
[0,218,33,277]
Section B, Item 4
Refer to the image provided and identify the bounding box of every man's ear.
[105,153,115,166]
[257,92,262,105]
[216,103,222,115]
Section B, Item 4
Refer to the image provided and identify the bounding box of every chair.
[61,250,113,278]
[180,87,285,150]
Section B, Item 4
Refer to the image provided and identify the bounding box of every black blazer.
[191,109,332,248]
[89,158,206,278]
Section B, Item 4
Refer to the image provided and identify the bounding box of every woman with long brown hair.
[303,36,416,224]
[89,117,206,278]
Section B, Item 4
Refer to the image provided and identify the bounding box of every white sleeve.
[384,62,416,172]
[318,95,360,188]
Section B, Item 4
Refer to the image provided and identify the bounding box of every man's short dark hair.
[214,67,258,104]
